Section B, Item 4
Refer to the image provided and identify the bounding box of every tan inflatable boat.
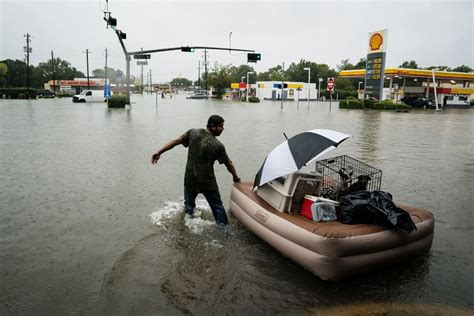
[229,180,435,281]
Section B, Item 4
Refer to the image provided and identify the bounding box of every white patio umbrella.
[253,129,351,189]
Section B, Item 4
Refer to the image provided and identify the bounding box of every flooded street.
[0,94,473,315]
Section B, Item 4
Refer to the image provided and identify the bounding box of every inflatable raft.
[229,181,435,281]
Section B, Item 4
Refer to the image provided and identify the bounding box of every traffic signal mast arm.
[128,46,254,55]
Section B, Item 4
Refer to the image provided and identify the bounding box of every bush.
[248,96,260,103]
[339,98,363,109]
[107,95,127,108]
[321,89,357,100]
[340,97,411,111]
[0,88,37,99]
[363,98,376,109]
[374,100,412,110]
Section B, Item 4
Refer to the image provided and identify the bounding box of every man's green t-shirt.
[181,128,230,192]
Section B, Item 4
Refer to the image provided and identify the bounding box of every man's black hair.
[207,115,225,128]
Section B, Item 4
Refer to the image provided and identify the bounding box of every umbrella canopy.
[253,129,351,188]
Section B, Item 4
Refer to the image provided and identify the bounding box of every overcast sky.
[1,0,472,82]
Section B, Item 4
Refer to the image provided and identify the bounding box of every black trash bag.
[339,190,417,232]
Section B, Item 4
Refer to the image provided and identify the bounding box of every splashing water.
[149,197,215,234]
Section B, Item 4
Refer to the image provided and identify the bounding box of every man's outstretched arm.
[151,136,183,164]
[224,160,241,183]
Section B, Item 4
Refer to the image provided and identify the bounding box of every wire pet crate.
[315,155,382,201]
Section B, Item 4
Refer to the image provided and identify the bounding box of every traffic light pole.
[112,29,132,105]
[111,24,255,106]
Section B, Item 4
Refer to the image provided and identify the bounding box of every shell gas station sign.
[364,29,388,100]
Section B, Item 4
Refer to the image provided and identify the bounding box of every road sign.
[136,61,148,66]
[327,77,335,91]
[104,84,112,98]
[133,54,151,60]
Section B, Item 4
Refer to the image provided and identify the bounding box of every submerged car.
[37,89,56,98]
[187,93,209,99]
[401,96,435,108]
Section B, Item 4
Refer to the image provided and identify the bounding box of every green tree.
[334,77,355,91]
[353,58,366,69]
[0,62,7,87]
[337,59,354,71]
[208,63,232,98]
[1,59,28,87]
[91,67,120,83]
[451,65,472,73]
[256,65,285,81]
[170,77,193,87]
[228,64,256,84]
[285,59,312,81]
[92,68,105,78]
[399,60,419,69]
[31,57,85,88]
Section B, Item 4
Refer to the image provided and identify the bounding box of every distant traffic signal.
[108,16,117,27]
[181,46,195,52]
[247,53,261,63]
[119,31,126,39]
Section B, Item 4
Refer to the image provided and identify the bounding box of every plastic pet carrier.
[315,155,382,201]
[256,170,322,215]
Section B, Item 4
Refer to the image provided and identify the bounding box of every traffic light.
[108,16,117,27]
[247,53,261,63]
[119,31,126,39]
[181,46,195,52]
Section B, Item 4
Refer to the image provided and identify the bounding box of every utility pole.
[197,61,201,91]
[84,49,91,89]
[24,33,32,98]
[140,48,144,94]
[281,62,285,110]
[150,69,153,94]
[105,48,109,85]
[146,70,149,94]
[203,49,208,92]
[51,51,56,93]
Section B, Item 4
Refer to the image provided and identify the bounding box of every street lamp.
[358,81,363,99]
[318,78,323,100]
[431,69,440,111]
[304,67,311,109]
[246,72,254,101]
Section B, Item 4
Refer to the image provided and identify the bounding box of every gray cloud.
[1,0,472,82]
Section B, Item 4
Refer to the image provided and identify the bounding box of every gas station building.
[340,68,474,107]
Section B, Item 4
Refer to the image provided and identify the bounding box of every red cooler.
[300,195,317,220]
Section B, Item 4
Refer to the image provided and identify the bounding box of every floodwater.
[0,94,473,315]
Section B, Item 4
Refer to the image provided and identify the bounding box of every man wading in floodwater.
[151,115,241,225]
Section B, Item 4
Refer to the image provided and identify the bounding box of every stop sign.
[327,77,335,91]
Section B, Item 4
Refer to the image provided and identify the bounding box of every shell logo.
[369,33,383,51]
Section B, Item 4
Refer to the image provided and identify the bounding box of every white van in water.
[72,89,110,103]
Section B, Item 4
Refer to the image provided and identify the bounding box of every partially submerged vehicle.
[229,130,434,280]
[72,89,110,103]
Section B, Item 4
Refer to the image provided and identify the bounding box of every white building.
[255,81,318,101]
